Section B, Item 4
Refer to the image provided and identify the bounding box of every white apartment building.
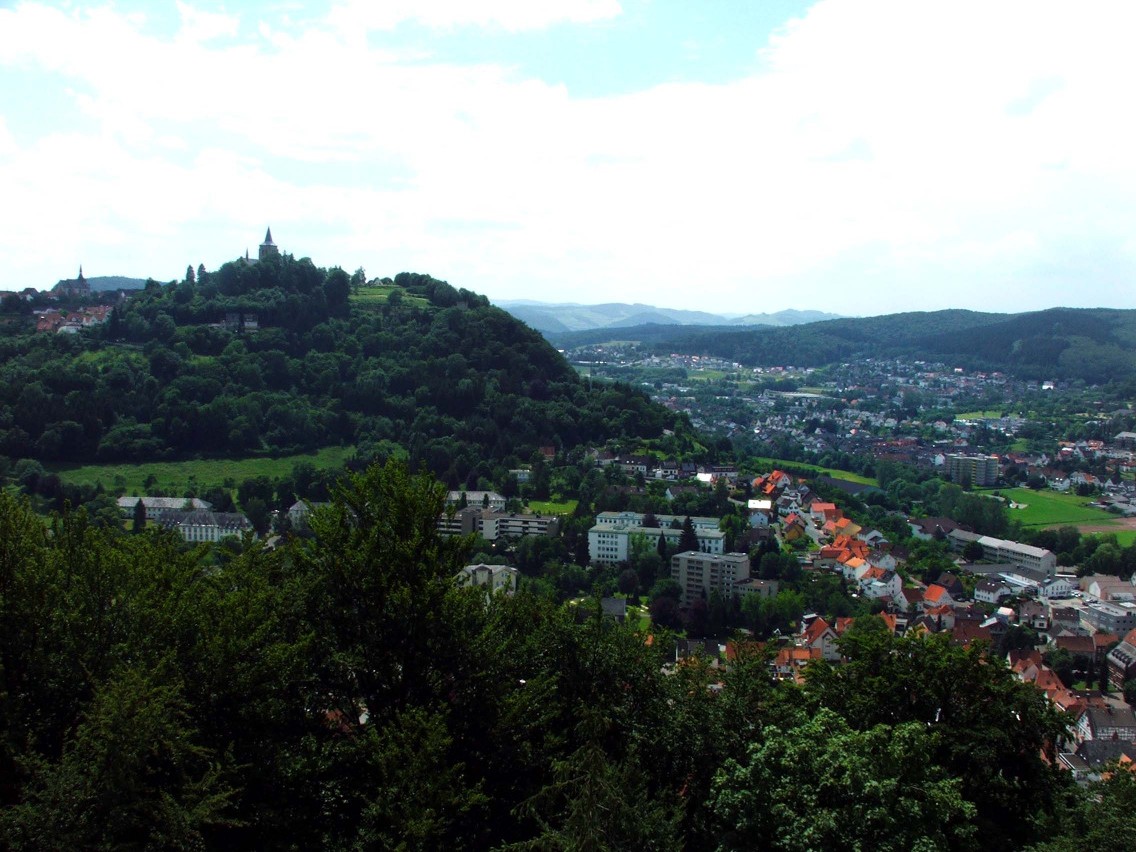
[589,522,725,564]
[446,490,507,512]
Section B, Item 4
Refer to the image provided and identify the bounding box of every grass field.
[750,457,878,487]
[51,446,355,494]
[992,487,1116,527]
[349,285,430,309]
[954,409,1008,419]
[527,498,578,515]
[987,486,1136,544]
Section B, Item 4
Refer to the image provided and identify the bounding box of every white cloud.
[327,0,622,34]
[175,1,239,43]
[2,0,1136,312]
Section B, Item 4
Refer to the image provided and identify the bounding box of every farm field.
[51,446,355,494]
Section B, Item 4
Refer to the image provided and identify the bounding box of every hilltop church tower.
[259,227,280,260]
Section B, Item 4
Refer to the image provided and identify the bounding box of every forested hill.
[553,307,1136,383]
[0,257,674,483]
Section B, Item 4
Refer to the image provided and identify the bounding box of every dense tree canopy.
[0,259,672,487]
[0,464,1102,850]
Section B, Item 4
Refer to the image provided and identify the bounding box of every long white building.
[588,518,725,564]
[947,530,1056,576]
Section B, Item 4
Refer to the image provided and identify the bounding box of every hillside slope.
[0,259,674,485]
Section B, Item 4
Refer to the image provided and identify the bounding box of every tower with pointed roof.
[258,227,280,261]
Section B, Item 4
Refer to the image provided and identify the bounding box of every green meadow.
[349,285,430,309]
[526,498,579,515]
[994,487,1117,528]
[991,487,1136,544]
[51,446,355,495]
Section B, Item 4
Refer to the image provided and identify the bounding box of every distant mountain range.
[495,300,841,334]
[86,276,148,292]
[546,307,1136,385]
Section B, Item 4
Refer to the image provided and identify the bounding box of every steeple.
[259,227,280,260]
[77,265,85,283]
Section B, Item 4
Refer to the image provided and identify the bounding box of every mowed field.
[51,446,355,494]
[994,486,1136,546]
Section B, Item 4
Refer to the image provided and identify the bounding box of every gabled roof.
[803,617,835,646]
[924,584,950,604]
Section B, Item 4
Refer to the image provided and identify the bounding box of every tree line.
[1,461,1125,850]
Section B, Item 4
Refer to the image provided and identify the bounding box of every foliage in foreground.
[0,463,1112,850]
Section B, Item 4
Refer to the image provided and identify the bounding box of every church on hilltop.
[243,227,281,264]
[52,266,91,297]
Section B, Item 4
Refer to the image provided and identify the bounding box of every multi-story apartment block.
[946,454,1001,486]
[437,507,560,540]
[670,551,750,605]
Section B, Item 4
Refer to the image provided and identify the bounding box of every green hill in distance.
[551,307,1136,384]
[0,257,677,485]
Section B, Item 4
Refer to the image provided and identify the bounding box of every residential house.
[1037,576,1075,601]
[908,516,967,541]
[922,584,956,610]
[975,577,1012,605]
[458,563,518,595]
[800,616,840,662]
[1075,706,1136,745]
[934,572,967,600]
[1018,599,1049,631]
[287,499,330,530]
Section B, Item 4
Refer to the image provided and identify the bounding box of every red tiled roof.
[924,584,949,603]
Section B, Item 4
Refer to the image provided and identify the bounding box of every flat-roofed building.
[671,551,750,605]
[1083,600,1136,635]
[437,508,560,541]
[947,530,1056,576]
[589,521,725,564]
[947,454,1001,486]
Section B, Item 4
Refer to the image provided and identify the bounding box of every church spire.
[259,227,280,260]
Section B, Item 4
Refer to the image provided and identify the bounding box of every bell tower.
[258,227,280,260]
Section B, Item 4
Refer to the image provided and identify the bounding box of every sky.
[2,0,1136,317]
